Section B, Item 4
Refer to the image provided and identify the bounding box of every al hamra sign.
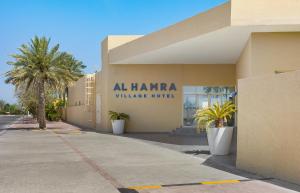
[113,82,177,99]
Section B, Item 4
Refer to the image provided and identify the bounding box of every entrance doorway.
[183,86,235,127]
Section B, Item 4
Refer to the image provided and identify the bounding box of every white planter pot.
[111,120,125,135]
[207,127,233,155]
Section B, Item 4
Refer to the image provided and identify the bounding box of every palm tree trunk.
[38,80,46,129]
[36,106,39,122]
[63,88,66,105]
[216,119,224,128]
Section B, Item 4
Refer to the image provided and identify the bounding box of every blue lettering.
[113,83,121,91]
[121,83,127,91]
[169,83,177,91]
[131,83,138,91]
[150,83,158,91]
[160,83,167,91]
[140,83,148,91]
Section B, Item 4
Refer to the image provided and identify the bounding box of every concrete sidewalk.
[0,120,299,193]
[0,121,119,193]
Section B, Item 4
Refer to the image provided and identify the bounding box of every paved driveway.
[0,119,299,193]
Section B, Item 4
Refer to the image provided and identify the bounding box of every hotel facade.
[66,0,300,184]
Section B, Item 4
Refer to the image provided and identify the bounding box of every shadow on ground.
[5,119,300,192]
[118,188,138,193]
[184,150,211,155]
[122,132,208,145]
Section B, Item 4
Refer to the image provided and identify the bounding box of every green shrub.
[194,101,236,128]
[108,111,129,120]
[45,99,65,121]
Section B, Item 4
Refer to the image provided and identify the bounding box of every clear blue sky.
[0,0,228,103]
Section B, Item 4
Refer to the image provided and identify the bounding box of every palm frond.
[194,101,236,128]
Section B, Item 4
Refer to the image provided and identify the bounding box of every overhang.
[109,1,300,65]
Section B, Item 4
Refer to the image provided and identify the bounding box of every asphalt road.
[0,115,22,130]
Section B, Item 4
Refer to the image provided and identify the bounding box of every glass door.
[198,95,209,109]
[183,95,197,127]
[183,94,209,127]
[183,86,235,128]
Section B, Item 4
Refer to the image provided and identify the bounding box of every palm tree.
[57,53,85,104]
[5,36,85,129]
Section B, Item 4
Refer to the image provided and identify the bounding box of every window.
[183,86,235,127]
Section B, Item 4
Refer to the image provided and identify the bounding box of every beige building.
[67,0,300,184]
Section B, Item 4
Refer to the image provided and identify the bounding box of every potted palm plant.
[194,101,236,155]
[109,111,130,135]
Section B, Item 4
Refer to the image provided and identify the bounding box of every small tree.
[194,101,236,128]
[5,36,85,128]
[0,100,6,111]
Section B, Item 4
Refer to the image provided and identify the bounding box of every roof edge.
[109,2,231,64]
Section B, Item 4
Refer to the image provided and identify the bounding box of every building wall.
[67,33,300,133]
[89,33,300,133]
[236,37,252,79]
[231,0,300,26]
[236,32,300,183]
[251,32,300,76]
[237,70,300,184]
[67,74,96,129]
[66,106,94,129]
[95,71,102,129]
[99,36,236,132]
[236,32,300,79]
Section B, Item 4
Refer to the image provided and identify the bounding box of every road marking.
[128,185,162,190]
[126,178,274,191]
[127,180,240,191]
[126,179,257,191]
[201,179,240,185]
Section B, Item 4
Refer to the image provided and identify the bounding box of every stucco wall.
[231,0,300,26]
[104,64,235,132]
[236,32,300,79]
[237,70,300,184]
[68,76,86,107]
[251,32,300,76]
[99,36,236,132]
[66,106,94,129]
[67,74,96,129]
[236,37,252,79]
[95,71,102,129]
